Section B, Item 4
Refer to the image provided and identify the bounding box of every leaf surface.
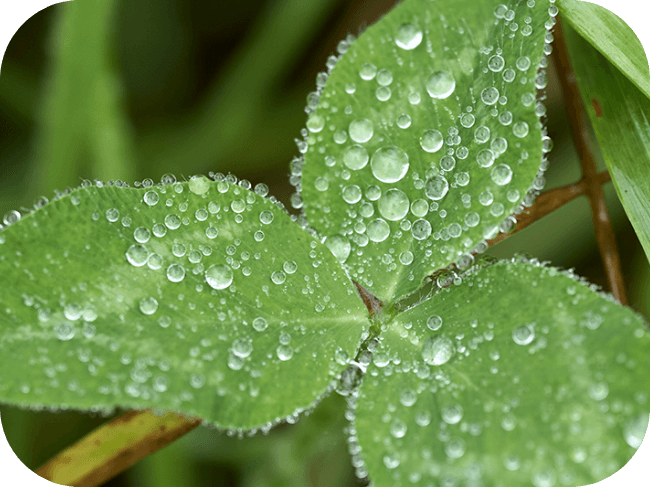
[300,0,554,303]
[353,261,650,486]
[0,178,369,431]
[563,24,650,268]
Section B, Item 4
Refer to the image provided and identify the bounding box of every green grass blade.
[299,0,553,303]
[557,0,650,101]
[34,0,135,195]
[353,260,650,486]
[0,177,369,431]
[563,24,650,267]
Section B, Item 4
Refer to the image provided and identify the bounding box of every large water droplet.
[166,264,186,283]
[378,189,409,221]
[343,145,369,170]
[420,130,444,153]
[126,245,149,267]
[367,218,390,242]
[325,235,351,263]
[426,71,456,99]
[395,23,423,50]
[624,413,649,448]
[205,264,234,290]
[491,164,513,186]
[349,119,374,143]
[422,336,455,365]
[370,146,409,183]
[425,175,449,201]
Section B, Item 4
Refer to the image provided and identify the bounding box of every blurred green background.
[0,1,648,486]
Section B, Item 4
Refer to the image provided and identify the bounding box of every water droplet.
[55,322,75,341]
[253,317,268,332]
[411,219,431,240]
[343,145,369,170]
[126,245,149,267]
[460,113,475,128]
[325,235,351,263]
[378,189,409,221]
[425,175,449,201]
[491,137,508,154]
[259,211,274,225]
[397,114,411,129]
[390,419,407,438]
[588,382,609,401]
[475,126,491,143]
[624,413,649,448]
[420,130,444,153]
[232,338,253,358]
[205,265,234,290]
[400,388,417,407]
[422,336,455,365]
[395,23,423,50]
[271,271,286,285]
[399,250,414,265]
[139,297,159,315]
[164,214,181,230]
[106,208,120,222]
[134,227,151,244]
[367,218,390,242]
[359,63,377,80]
[283,260,297,274]
[491,164,513,185]
[442,405,464,424]
[189,176,211,195]
[342,185,362,204]
[306,113,325,133]
[512,324,535,345]
[488,55,505,72]
[370,147,409,183]
[315,177,329,191]
[477,149,496,168]
[503,68,516,83]
[144,191,159,206]
[276,344,294,361]
[481,87,500,105]
[513,121,530,138]
[426,71,456,99]
[440,155,456,171]
[376,69,393,86]
[427,315,443,331]
[349,119,374,143]
[166,264,186,282]
[189,373,205,388]
[516,56,531,71]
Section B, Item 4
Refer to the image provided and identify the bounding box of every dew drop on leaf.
[426,71,455,99]
[422,336,455,365]
[370,146,409,183]
[205,264,234,290]
[395,23,423,50]
[139,297,159,315]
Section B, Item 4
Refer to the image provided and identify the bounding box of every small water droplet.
[139,297,159,315]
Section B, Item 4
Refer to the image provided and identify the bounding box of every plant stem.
[36,410,201,487]
[552,17,627,305]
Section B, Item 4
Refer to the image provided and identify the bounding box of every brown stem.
[552,18,627,305]
[36,410,201,487]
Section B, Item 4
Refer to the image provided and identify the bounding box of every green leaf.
[556,0,650,100]
[562,26,650,271]
[352,260,650,486]
[0,177,369,430]
[299,0,554,303]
